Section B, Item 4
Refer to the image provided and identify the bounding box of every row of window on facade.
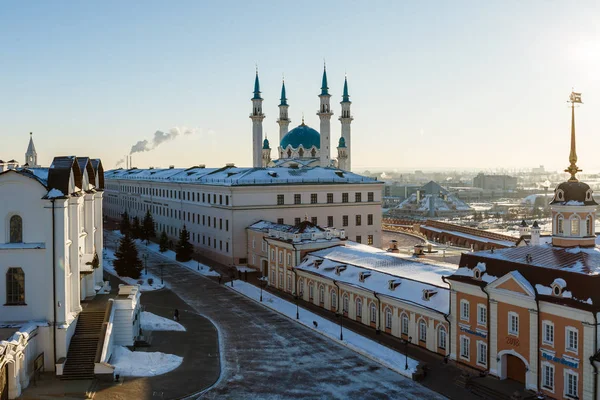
[8,215,22,243]
[117,185,231,206]
[555,214,594,236]
[5,267,25,305]
[276,191,375,206]
[270,273,448,351]
[276,214,374,228]
[541,363,579,398]
[157,222,230,254]
[460,299,579,353]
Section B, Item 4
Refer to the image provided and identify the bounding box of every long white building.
[104,165,383,266]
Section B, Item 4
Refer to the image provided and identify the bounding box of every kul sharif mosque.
[251,66,353,170]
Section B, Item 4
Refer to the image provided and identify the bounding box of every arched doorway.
[506,354,526,383]
[261,259,268,277]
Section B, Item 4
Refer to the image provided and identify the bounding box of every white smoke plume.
[115,158,125,167]
[129,126,198,154]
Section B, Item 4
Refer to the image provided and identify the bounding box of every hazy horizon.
[3,1,600,173]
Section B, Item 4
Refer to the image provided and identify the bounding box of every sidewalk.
[246,277,480,400]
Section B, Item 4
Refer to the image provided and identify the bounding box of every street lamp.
[404,336,412,370]
[260,274,264,302]
[143,254,148,276]
[160,264,164,285]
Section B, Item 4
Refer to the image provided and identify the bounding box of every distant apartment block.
[473,173,517,191]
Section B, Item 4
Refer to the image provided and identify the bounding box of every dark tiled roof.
[550,180,598,205]
[48,156,82,195]
[90,159,104,189]
[76,157,96,188]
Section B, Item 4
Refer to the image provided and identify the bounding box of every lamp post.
[405,336,412,370]
[160,264,164,285]
[338,311,344,341]
[143,254,148,276]
[260,275,264,302]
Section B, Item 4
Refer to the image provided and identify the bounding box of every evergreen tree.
[141,209,156,244]
[159,230,169,253]
[113,233,143,279]
[120,211,130,235]
[176,225,193,262]
[131,216,141,239]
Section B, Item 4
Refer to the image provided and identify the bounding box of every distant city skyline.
[3,1,600,172]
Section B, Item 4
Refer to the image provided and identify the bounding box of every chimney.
[518,219,529,237]
[530,221,540,246]
[388,239,399,253]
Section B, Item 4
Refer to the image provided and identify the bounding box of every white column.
[450,291,458,360]
[583,322,595,400]
[489,299,499,375]
[527,308,538,391]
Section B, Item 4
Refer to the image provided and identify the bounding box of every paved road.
[105,231,445,400]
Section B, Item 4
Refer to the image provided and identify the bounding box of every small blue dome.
[263,138,270,149]
[280,123,320,149]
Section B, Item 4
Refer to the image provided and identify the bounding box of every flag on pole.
[570,92,582,103]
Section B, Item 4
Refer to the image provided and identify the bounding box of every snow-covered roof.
[105,165,381,187]
[296,242,458,314]
[422,225,516,247]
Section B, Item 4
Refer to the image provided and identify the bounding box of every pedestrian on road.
[174,308,180,322]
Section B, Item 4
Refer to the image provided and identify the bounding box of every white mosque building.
[252,67,353,171]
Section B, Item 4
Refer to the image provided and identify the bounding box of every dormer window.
[586,189,593,202]
[335,265,347,275]
[359,272,371,282]
[571,216,580,236]
[314,259,323,268]
[473,262,486,280]
[388,280,401,290]
[423,289,438,301]
[551,278,566,296]
[556,189,564,201]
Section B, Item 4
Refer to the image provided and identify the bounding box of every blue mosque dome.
[280,122,320,150]
[338,136,346,148]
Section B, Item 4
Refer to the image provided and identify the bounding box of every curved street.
[104,230,445,400]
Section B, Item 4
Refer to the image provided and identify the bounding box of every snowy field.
[229,280,419,378]
[141,311,186,332]
[111,346,183,377]
[103,248,165,291]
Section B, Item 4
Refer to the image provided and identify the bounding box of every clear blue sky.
[2,1,600,172]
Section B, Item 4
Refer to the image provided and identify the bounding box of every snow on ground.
[236,266,256,273]
[103,248,165,291]
[141,311,186,332]
[229,280,418,378]
[110,230,220,277]
[111,346,183,377]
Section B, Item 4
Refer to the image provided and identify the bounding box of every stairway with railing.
[61,308,107,380]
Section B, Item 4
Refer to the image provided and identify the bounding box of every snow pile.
[535,284,552,295]
[230,280,419,378]
[111,346,182,377]
[103,248,165,291]
[46,188,64,198]
[141,311,185,332]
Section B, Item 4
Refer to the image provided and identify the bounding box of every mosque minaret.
[251,66,353,170]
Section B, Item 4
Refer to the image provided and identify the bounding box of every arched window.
[331,290,337,309]
[419,320,427,342]
[385,308,392,329]
[9,215,23,243]
[309,282,314,300]
[557,215,564,235]
[319,285,325,304]
[343,294,349,313]
[299,280,304,295]
[438,326,447,350]
[6,267,25,304]
[401,313,409,335]
[587,216,594,236]
[299,148,304,157]
[571,216,580,236]
[287,149,292,158]
[370,302,377,323]
[311,148,316,157]
[356,297,362,318]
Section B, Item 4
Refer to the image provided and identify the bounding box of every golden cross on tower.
[566,91,583,182]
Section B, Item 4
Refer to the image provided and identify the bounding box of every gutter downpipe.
[374,291,381,334]
[591,311,598,400]
[441,276,452,360]
[51,199,58,365]
[533,287,541,393]
[290,242,299,320]
[482,284,491,375]
[333,280,343,340]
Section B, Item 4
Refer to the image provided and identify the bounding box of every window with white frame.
[287,254,292,266]
[508,312,519,336]
[356,298,362,318]
[278,251,283,263]
[270,270,276,284]
[309,283,314,299]
[319,286,325,304]
[370,303,377,323]
[287,276,292,292]
[571,217,580,235]
[331,291,337,309]
[460,299,470,321]
[438,326,447,350]
[262,241,266,252]
[542,321,554,346]
[564,370,578,398]
[252,238,256,249]
[557,216,564,234]
[271,249,275,260]
[477,341,487,366]
[587,215,594,236]
[385,308,392,329]
[542,363,554,390]
[477,304,487,325]
[299,280,304,296]
[419,320,427,342]
[279,273,283,288]
[343,294,349,313]
[566,327,578,353]
[460,335,470,360]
